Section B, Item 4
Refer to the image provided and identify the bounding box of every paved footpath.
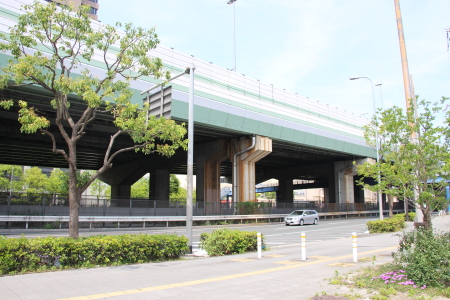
[1,216,449,300]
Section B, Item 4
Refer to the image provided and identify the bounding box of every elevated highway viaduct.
[0,0,376,212]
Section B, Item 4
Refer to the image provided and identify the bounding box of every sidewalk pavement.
[0,216,448,300]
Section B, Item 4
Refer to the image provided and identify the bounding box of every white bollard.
[301,232,306,260]
[257,232,262,259]
[352,232,358,262]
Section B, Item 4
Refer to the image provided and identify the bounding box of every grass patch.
[328,262,450,300]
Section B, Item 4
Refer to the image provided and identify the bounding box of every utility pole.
[394,0,422,223]
[394,0,413,107]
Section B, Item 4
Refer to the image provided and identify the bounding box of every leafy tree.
[169,174,180,198]
[22,167,48,194]
[90,179,110,200]
[172,187,195,202]
[47,168,69,205]
[47,169,68,195]
[131,176,149,198]
[0,2,188,237]
[356,98,450,228]
[265,191,276,200]
[0,165,23,192]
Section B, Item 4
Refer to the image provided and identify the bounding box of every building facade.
[45,0,99,20]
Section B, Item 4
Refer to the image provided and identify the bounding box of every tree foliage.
[131,176,149,198]
[169,174,180,197]
[0,165,23,192]
[90,179,110,200]
[356,98,450,228]
[0,2,188,237]
[22,167,48,194]
[47,168,69,196]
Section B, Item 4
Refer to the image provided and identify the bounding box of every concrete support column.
[149,169,170,201]
[194,140,229,215]
[353,175,366,203]
[277,178,294,203]
[110,184,133,207]
[335,158,372,205]
[196,161,205,203]
[343,171,355,204]
[335,161,357,204]
[99,162,149,207]
[326,167,337,203]
[323,188,330,203]
[203,141,228,215]
[230,136,272,203]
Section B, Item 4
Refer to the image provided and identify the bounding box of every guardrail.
[0,210,401,229]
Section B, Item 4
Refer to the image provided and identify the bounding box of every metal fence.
[0,193,405,217]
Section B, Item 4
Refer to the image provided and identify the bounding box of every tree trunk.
[68,188,80,238]
[404,197,409,221]
[422,205,432,230]
[388,194,394,217]
[68,152,81,238]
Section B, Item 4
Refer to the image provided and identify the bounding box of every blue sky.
[99,1,450,118]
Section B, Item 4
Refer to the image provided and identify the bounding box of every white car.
[284,210,319,226]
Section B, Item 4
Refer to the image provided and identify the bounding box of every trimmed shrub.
[393,229,450,288]
[235,201,271,214]
[200,228,265,256]
[392,212,416,222]
[367,217,405,233]
[0,234,188,275]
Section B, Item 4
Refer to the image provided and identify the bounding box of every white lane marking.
[265,224,366,237]
[273,221,365,230]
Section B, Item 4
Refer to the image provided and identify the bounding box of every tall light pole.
[227,0,237,71]
[186,63,195,253]
[375,83,383,109]
[140,66,195,252]
[350,76,384,220]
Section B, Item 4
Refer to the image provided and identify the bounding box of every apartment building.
[45,0,99,20]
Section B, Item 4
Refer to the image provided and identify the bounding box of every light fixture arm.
[350,76,384,220]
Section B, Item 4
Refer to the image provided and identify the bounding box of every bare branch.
[41,129,74,169]
[79,164,112,194]
[104,130,123,165]
[75,108,97,138]
[107,143,157,166]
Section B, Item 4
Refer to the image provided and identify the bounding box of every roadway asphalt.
[0,215,449,300]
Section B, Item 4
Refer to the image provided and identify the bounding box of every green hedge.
[200,228,265,256]
[392,212,416,222]
[367,217,405,233]
[0,234,188,275]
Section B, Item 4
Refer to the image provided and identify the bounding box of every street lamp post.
[350,76,384,220]
[227,0,237,71]
[140,66,195,252]
[375,83,383,109]
[186,63,195,253]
